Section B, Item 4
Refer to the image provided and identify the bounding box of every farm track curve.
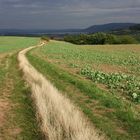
[18,41,104,140]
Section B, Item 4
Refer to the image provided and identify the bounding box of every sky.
[0,0,140,29]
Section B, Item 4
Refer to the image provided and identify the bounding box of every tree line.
[64,33,138,45]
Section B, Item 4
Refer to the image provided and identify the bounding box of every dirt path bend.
[18,41,104,140]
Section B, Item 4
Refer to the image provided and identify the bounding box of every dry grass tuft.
[18,41,104,140]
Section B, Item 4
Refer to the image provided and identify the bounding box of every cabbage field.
[27,40,140,140]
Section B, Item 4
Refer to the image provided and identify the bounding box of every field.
[0,36,39,52]
[27,40,140,140]
[0,36,43,139]
[0,37,140,140]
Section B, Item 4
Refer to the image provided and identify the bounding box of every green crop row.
[80,65,140,103]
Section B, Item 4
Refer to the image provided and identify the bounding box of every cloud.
[0,0,140,29]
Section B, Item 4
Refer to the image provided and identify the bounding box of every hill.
[84,23,136,33]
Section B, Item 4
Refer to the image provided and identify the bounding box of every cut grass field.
[0,36,42,139]
[27,40,140,140]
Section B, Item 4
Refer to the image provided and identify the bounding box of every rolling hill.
[84,23,136,33]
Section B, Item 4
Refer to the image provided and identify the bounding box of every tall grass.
[18,42,103,140]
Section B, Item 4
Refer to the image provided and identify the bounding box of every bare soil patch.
[0,53,7,59]
[0,99,10,127]
[93,63,127,73]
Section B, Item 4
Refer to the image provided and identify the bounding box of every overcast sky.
[0,0,140,29]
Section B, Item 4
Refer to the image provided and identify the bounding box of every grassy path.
[0,37,42,140]
[18,41,104,140]
[0,54,42,140]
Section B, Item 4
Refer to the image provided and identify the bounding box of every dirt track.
[18,41,104,140]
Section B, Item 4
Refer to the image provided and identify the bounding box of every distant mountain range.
[0,23,138,36]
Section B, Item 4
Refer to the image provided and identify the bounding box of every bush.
[41,36,50,42]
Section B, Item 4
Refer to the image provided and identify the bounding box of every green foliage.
[81,66,140,103]
[64,33,137,45]
[64,34,87,44]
